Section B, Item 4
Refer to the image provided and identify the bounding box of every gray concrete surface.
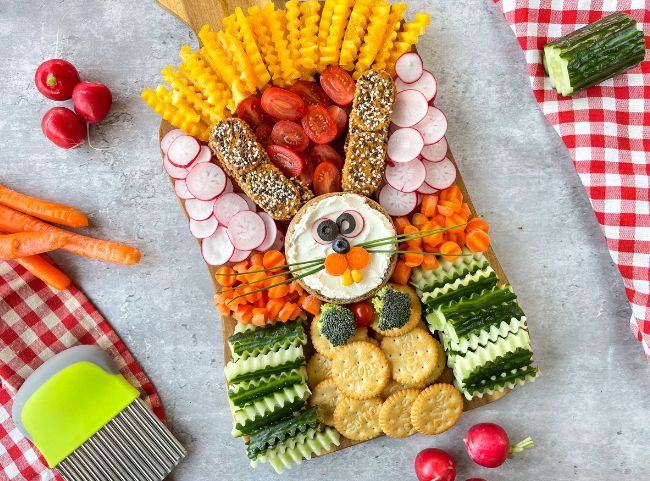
[1,1,649,480]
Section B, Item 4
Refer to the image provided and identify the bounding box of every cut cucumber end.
[543,45,572,96]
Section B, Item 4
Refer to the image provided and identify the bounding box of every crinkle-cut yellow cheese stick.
[141,87,208,140]
[178,45,234,113]
[339,0,373,71]
[268,5,301,86]
[353,1,391,79]
[247,4,284,87]
[317,0,337,71]
[234,7,271,89]
[387,13,431,74]
[319,0,354,69]
[372,2,407,71]
[218,30,258,93]
[285,0,303,75]
[161,65,222,124]
[298,1,321,78]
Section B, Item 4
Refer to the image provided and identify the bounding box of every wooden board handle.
[156,0,261,33]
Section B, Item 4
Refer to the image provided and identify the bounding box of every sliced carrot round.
[346,246,370,270]
[466,229,490,253]
[440,240,462,261]
[324,252,348,276]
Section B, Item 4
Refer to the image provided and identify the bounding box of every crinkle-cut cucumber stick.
[224,343,305,383]
[543,12,645,96]
[228,367,307,407]
[228,321,306,360]
[461,365,539,400]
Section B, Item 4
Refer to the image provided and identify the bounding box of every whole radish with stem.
[414,448,456,481]
[465,423,534,468]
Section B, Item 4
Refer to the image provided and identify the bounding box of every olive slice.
[311,217,339,244]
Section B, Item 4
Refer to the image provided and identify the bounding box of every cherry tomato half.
[313,161,341,196]
[261,86,305,121]
[350,301,375,328]
[236,96,268,129]
[301,104,337,144]
[307,144,343,170]
[298,155,315,187]
[271,120,309,152]
[255,122,274,147]
[327,105,348,137]
[320,66,356,106]
[290,80,331,107]
[267,145,304,178]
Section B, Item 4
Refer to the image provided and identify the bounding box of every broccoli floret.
[372,287,412,330]
[318,304,356,347]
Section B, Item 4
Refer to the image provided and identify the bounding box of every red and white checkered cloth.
[493,0,650,359]
[0,260,164,481]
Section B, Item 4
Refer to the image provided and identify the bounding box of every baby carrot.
[421,221,443,247]
[0,184,88,228]
[262,250,285,270]
[215,266,237,287]
[0,232,71,259]
[301,295,322,316]
[440,241,462,261]
[421,254,439,271]
[411,212,428,228]
[393,216,412,234]
[466,217,490,234]
[466,229,491,253]
[0,205,140,265]
[404,252,424,267]
[390,260,412,285]
[249,253,264,266]
[15,254,70,290]
[420,194,439,217]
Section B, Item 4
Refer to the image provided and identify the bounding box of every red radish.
[414,448,456,481]
[189,216,218,239]
[255,212,279,252]
[417,182,439,195]
[185,162,226,200]
[164,154,188,180]
[423,158,456,190]
[185,198,216,221]
[227,211,266,250]
[160,129,185,154]
[34,59,80,101]
[396,70,437,102]
[72,81,112,124]
[378,185,417,216]
[213,193,249,226]
[465,423,534,469]
[229,249,252,262]
[202,226,234,265]
[193,145,212,164]
[223,177,234,194]
[174,179,193,200]
[387,128,424,163]
[237,193,257,212]
[41,107,86,149]
[168,135,201,167]
[385,158,426,193]
[421,137,448,162]
[415,107,447,145]
[270,230,285,252]
[395,52,424,83]
[391,90,429,128]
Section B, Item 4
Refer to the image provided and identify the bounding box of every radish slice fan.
[174,179,193,200]
[186,162,227,200]
[421,137,448,162]
[227,211,267,251]
[395,52,424,83]
[423,158,457,190]
[213,193,249,226]
[160,129,184,154]
[256,212,278,252]
[396,70,437,102]
[378,185,418,216]
[202,226,234,265]
[185,198,216,221]
[164,154,189,180]
[190,217,218,239]
[168,135,201,167]
[387,128,424,162]
[391,89,429,128]
[414,106,448,145]
[385,158,426,193]
[229,249,252,262]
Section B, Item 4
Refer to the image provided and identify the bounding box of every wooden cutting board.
[155,0,511,456]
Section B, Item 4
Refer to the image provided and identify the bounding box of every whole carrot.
[0,204,140,265]
[15,254,71,290]
[0,232,71,259]
[0,184,88,228]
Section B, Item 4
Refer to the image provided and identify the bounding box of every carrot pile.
[0,183,141,290]
[390,184,491,285]
[214,250,322,326]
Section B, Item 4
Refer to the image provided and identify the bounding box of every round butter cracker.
[410,383,463,435]
[333,397,383,441]
[380,327,437,385]
[309,378,340,426]
[306,353,332,390]
[379,388,421,438]
[331,341,390,399]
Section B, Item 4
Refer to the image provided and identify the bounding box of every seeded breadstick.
[342,131,387,196]
[350,70,395,132]
[209,118,305,221]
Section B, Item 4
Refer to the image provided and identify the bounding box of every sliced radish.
[388,122,399,136]
[270,231,285,252]
[256,212,278,252]
[185,198,216,221]
[391,90,428,128]
[237,193,257,212]
[174,179,193,200]
[417,182,439,195]
[202,226,234,265]
[185,162,226,200]
[421,137,448,162]
[378,185,418,216]
[160,129,185,154]
[340,210,365,238]
[164,154,188,180]
[213,193,249,226]
[414,107,447,145]
[387,128,424,163]
[396,70,437,102]
[223,177,234,194]
[423,158,457,190]
[385,158,426,193]
[193,145,212,164]
[168,135,201,167]
[395,52,424,84]
[189,216,218,239]
[227,211,266,251]
[229,249,252,262]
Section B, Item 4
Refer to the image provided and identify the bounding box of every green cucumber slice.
[228,321,306,360]
[228,367,307,407]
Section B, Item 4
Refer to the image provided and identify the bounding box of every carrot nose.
[324,247,370,281]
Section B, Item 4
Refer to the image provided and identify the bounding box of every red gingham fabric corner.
[493,0,650,361]
[0,261,164,481]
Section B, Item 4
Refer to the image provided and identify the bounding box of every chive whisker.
[366,249,474,256]
[226,265,323,305]
[215,258,325,277]
[221,261,324,293]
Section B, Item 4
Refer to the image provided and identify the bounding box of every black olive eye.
[311,218,339,244]
[336,210,365,238]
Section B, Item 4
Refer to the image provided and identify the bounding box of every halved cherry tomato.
[290,80,331,107]
[267,145,304,177]
[350,301,375,328]
[236,96,268,129]
[261,86,305,121]
[271,120,309,152]
[327,105,348,137]
[298,154,315,186]
[307,144,343,170]
[320,66,356,106]
[302,104,337,144]
[255,122,274,147]
[313,161,341,195]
